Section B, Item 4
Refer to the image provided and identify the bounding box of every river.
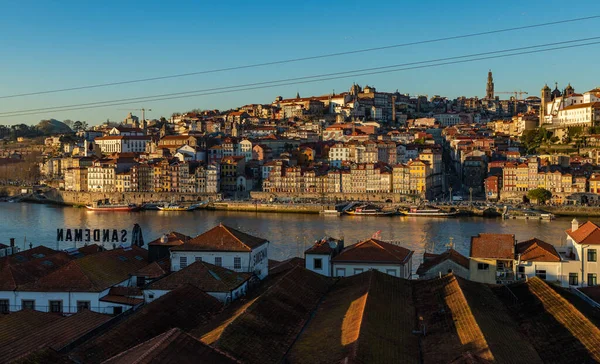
[0,202,592,270]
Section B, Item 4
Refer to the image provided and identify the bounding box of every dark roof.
[103,328,238,364]
[70,284,222,364]
[0,310,63,347]
[332,239,413,264]
[12,347,74,364]
[470,233,514,259]
[147,231,191,246]
[19,246,148,292]
[416,248,470,276]
[516,238,561,262]
[0,250,73,291]
[148,261,251,293]
[0,310,111,363]
[196,266,333,364]
[288,270,418,364]
[268,257,305,276]
[566,221,600,245]
[172,224,268,252]
[493,277,600,362]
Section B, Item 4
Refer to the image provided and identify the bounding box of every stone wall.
[44,190,221,205]
[250,191,418,203]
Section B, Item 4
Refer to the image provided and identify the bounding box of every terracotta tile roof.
[0,310,63,347]
[416,248,470,276]
[71,284,221,363]
[0,250,73,291]
[133,260,168,279]
[99,295,144,306]
[566,221,600,245]
[413,275,493,362]
[148,261,251,293]
[494,277,600,362]
[172,224,268,252]
[470,233,514,259]
[102,328,238,364]
[0,246,60,266]
[0,310,111,363]
[147,231,191,246]
[13,347,74,363]
[516,238,561,262]
[288,270,419,364]
[197,267,333,363]
[19,246,149,292]
[268,257,305,276]
[332,239,413,264]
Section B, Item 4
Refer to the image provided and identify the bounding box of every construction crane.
[117,108,151,128]
[496,91,529,101]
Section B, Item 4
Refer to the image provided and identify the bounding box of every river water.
[0,202,592,269]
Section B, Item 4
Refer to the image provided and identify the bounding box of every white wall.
[331,262,406,278]
[305,253,331,277]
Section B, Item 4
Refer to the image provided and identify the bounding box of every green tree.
[527,188,552,204]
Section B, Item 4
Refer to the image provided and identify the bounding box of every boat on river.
[399,206,458,217]
[157,203,196,211]
[345,204,396,216]
[86,200,139,212]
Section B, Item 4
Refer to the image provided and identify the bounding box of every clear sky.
[1,0,600,125]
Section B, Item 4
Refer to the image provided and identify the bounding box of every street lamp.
[469,187,473,206]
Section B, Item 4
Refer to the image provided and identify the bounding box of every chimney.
[571,218,579,232]
[9,238,15,248]
[161,234,168,244]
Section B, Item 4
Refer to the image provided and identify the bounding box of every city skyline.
[1,1,600,125]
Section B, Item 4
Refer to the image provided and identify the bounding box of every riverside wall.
[43,190,221,206]
[250,191,416,203]
[208,202,330,214]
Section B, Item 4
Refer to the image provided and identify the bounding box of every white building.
[305,238,413,279]
[88,160,116,192]
[515,238,562,284]
[0,246,149,315]
[238,139,253,161]
[416,249,470,280]
[434,113,461,126]
[195,164,219,194]
[143,261,250,304]
[329,144,350,168]
[169,224,269,280]
[94,136,151,154]
[557,219,600,287]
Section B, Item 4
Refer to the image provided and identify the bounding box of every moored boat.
[399,206,458,217]
[86,200,139,212]
[157,203,195,211]
[345,204,396,216]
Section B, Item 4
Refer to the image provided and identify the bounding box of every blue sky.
[1,0,600,125]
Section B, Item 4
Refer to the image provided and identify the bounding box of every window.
[77,301,90,312]
[386,269,397,276]
[354,268,364,275]
[179,256,188,269]
[49,300,63,313]
[0,299,9,314]
[137,276,146,287]
[588,249,597,262]
[234,257,242,270]
[477,263,489,270]
[588,273,598,286]
[335,268,346,277]
[535,270,547,280]
[215,257,222,267]
[313,258,323,270]
[569,273,579,286]
[22,300,35,310]
[195,256,203,262]
[113,307,123,315]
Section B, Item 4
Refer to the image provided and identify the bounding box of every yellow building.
[469,233,515,285]
[408,160,430,197]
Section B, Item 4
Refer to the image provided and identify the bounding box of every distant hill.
[36,119,73,135]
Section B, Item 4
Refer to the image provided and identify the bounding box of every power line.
[0,37,598,118]
[0,15,598,100]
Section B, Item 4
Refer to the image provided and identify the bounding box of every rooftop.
[332,238,413,264]
[416,248,470,276]
[566,221,600,245]
[470,233,515,259]
[516,238,561,262]
[148,261,251,293]
[172,224,268,252]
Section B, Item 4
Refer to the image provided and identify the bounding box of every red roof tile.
[416,249,470,275]
[566,221,600,245]
[470,233,515,259]
[102,328,238,364]
[148,231,191,246]
[172,224,267,252]
[0,310,63,346]
[516,238,561,262]
[332,239,413,264]
[148,261,251,293]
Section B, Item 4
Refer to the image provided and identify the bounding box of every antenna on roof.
[445,237,454,251]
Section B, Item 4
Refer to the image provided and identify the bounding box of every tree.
[73,121,83,131]
[527,188,552,204]
[63,119,74,129]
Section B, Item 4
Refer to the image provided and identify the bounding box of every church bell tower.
[486,70,494,100]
